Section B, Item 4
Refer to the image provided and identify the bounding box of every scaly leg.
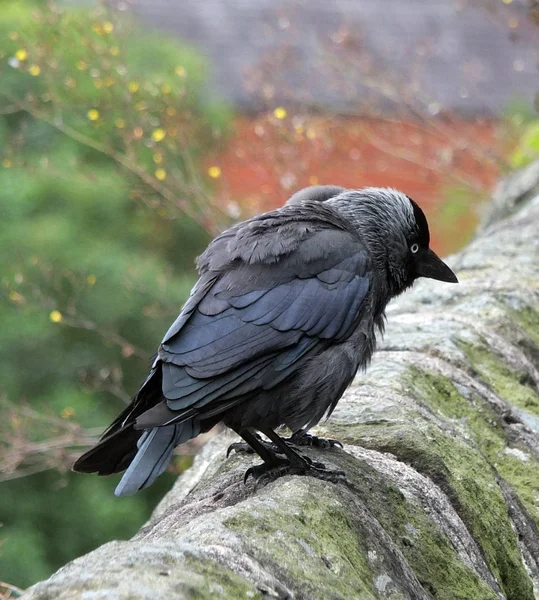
[243,428,346,487]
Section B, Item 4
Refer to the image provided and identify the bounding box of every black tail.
[73,364,163,476]
[73,425,142,475]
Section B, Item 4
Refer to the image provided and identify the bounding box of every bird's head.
[326,187,458,296]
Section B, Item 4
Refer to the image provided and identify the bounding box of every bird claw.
[227,436,282,458]
[289,431,343,449]
[244,458,346,488]
[226,441,255,458]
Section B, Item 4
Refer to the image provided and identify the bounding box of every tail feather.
[73,426,142,475]
[114,419,200,497]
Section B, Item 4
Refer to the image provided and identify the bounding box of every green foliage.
[0,0,231,588]
[511,120,539,168]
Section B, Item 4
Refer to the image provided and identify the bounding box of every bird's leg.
[288,429,343,450]
[236,430,289,484]
[226,431,282,458]
[244,428,346,487]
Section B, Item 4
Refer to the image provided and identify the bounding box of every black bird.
[74,186,458,496]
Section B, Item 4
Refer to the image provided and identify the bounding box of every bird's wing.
[155,204,372,417]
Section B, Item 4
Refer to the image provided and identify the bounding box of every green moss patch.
[183,554,265,599]
[328,413,534,600]
[458,340,539,415]
[411,368,539,526]
[225,488,377,600]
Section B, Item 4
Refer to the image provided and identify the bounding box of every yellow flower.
[87,109,100,121]
[273,107,287,120]
[15,49,28,61]
[161,84,171,94]
[9,291,23,303]
[103,21,114,34]
[2,159,12,168]
[151,128,166,142]
[29,64,41,76]
[115,118,125,128]
[207,165,221,179]
[87,274,96,285]
[155,168,167,181]
[49,310,63,323]
[93,79,103,89]
[60,406,75,419]
[175,65,186,77]
[128,81,139,93]
[92,23,104,36]
[109,46,119,56]
[104,76,114,87]
[76,60,87,71]
[166,107,176,116]
[153,153,163,164]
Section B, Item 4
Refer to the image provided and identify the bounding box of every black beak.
[416,248,458,283]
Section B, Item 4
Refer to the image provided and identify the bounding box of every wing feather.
[140,206,372,426]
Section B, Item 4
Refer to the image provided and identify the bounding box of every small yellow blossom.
[93,80,103,89]
[87,109,100,121]
[60,406,75,419]
[9,32,19,41]
[109,46,119,56]
[128,81,139,93]
[87,274,96,285]
[207,165,221,179]
[502,0,512,3]
[92,23,104,36]
[49,310,63,323]
[103,21,114,34]
[151,128,166,142]
[76,60,87,71]
[155,168,167,181]
[166,106,177,116]
[29,64,41,76]
[153,153,163,164]
[104,76,114,87]
[15,49,28,61]
[273,107,287,120]
[115,118,125,128]
[175,65,186,77]
[294,124,304,134]
[9,291,23,303]
[2,159,12,168]
[161,84,171,94]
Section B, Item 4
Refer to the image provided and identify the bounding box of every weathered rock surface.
[22,166,539,600]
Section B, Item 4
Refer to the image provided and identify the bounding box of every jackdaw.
[74,186,458,496]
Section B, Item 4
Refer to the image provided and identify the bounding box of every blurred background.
[0,0,537,593]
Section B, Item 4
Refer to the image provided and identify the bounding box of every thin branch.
[0,92,214,232]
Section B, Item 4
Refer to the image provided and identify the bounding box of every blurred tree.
[0,0,230,588]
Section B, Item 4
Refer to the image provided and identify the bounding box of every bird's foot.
[226,434,281,458]
[288,430,343,449]
[244,455,346,488]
